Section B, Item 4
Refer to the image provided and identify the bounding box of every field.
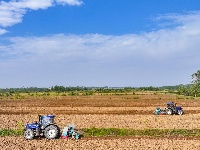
[1,92,200,149]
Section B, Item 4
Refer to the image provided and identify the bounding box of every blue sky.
[0,0,200,88]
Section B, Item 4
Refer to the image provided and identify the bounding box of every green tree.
[177,85,186,95]
[192,70,200,84]
[191,70,200,97]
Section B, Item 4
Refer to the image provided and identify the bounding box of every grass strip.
[82,128,200,137]
[1,128,200,137]
[0,129,23,136]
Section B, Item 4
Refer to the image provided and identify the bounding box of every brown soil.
[1,94,200,149]
[1,94,199,107]
[0,94,200,115]
[1,136,200,150]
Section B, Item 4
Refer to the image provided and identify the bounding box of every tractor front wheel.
[44,125,60,139]
[178,110,184,115]
[166,109,173,115]
[24,129,34,140]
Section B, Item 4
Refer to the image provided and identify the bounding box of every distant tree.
[177,85,186,95]
[191,70,200,97]
[52,85,66,92]
[192,70,200,84]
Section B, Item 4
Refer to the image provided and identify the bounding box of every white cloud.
[1,11,200,87]
[56,0,83,6]
[0,0,83,33]
[2,11,200,62]
[0,28,7,35]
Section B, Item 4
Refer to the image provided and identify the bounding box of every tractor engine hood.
[176,106,182,110]
[26,122,39,129]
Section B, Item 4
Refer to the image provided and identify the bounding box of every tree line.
[177,70,200,97]
[0,70,200,96]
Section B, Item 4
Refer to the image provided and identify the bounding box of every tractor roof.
[41,114,55,118]
[166,102,174,104]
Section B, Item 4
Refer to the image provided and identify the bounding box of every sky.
[0,0,200,88]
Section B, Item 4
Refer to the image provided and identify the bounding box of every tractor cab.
[166,102,176,108]
[39,115,55,129]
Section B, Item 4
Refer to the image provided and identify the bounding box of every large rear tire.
[24,129,34,140]
[44,125,60,139]
[166,109,173,115]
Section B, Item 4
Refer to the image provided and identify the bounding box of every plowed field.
[1,93,200,149]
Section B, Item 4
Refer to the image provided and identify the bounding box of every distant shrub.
[14,93,25,99]
[133,97,139,99]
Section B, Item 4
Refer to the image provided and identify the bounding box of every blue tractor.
[165,102,184,115]
[24,115,60,140]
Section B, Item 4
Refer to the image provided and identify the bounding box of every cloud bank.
[0,0,83,34]
[2,12,200,61]
[0,12,200,87]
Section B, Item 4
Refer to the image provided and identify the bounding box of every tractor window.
[48,118,54,123]
[42,117,54,125]
[167,103,174,108]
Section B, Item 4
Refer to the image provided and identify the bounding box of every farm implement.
[153,102,184,115]
[153,107,165,115]
[61,124,84,140]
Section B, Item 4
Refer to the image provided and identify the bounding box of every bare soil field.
[0,94,200,114]
[1,136,200,150]
[1,113,200,129]
[1,93,200,149]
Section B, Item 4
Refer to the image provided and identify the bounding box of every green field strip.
[1,128,200,137]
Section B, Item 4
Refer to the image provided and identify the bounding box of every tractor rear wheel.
[24,129,34,140]
[44,125,60,139]
[166,109,173,115]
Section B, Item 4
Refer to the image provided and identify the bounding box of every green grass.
[0,121,24,137]
[82,128,200,137]
[1,128,200,137]
[0,129,23,136]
